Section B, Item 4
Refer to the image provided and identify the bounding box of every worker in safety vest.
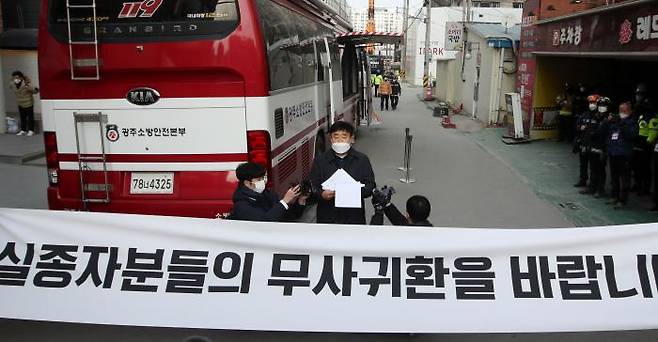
[556,82,574,143]
[373,73,383,98]
[632,83,655,196]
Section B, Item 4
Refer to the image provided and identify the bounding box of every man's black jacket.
[369,204,433,227]
[309,148,376,224]
[228,185,303,222]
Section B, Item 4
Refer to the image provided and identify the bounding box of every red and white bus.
[39,0,371,218]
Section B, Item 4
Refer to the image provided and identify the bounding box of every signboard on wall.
[445,22,463,51]
[515,0,540,133]
[534,2,658,53]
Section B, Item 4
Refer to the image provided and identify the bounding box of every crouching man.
[228,162,307,222]
[369,186,433,226]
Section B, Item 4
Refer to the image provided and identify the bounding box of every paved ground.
[0,159,48,209]
[358,89,572,229]
[2,85,658,341]
[0,132,44,164]
[466,127,658,227]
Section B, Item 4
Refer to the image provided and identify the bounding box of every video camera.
[371,185,396,212]
[291,179,319,197]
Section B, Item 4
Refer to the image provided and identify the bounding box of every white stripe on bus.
[59,162,242,172]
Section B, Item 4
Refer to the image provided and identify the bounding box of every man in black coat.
[229,162,307,222]
[310,121,376,224]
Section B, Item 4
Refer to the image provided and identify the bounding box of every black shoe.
[605,199,617,205]
[593,192,607,198]
[579,189,595,195]
[613,202,626,210]
[574,181,587,187]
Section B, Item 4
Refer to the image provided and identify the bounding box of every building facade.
[1,0,40,129]
[436,23,520,125]
[516,0,657,139]
[350,7,404,33]
[405,6,522,86]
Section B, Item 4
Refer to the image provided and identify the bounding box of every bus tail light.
[247,130,273,188]
[44,132,59,185]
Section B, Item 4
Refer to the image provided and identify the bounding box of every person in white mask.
[606,101,639,209]
[10,71,39,136]
[309,121,376,224]
[228,162,307,221]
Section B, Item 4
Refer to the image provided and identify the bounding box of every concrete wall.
[438,36,518,125]
[2,49,40,117]
[435,58,460,105]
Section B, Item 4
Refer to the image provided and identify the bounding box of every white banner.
[1,208,658,333]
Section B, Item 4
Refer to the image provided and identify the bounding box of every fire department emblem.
[106,124,120,142]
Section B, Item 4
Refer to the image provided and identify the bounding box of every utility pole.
[422,0,432,98]
[401,0,409,80]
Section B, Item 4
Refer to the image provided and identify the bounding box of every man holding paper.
[310,121,376,224]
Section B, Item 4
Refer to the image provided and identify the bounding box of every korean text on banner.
[1,208,658,333]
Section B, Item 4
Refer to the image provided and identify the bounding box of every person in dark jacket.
[309,121,376,224]
[229,162,307,221]
[606,102,639,209]
[390,77,402,110]
[579,95,608,197]
[574,94,599,188]
[370,187,433,226]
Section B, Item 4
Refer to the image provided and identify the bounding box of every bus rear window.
[48,0,239,42]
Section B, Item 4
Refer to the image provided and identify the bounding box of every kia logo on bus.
[127,88,160,106]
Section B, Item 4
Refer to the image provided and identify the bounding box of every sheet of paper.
[321,168,357,191]
[335,182,364,208]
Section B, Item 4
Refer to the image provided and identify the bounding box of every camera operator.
[228,162,307,222]
[369,186,433,227]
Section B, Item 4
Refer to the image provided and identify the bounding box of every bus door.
[315,39,331,135]
[358,49,372,126]
[322,37,336,127]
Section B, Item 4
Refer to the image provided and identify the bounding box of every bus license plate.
[130,172,174,194]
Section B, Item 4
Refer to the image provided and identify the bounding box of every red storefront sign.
[516,0,541,128]
[535,2,658,53]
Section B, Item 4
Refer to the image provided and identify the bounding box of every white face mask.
[589,103,597,111]
[252,179,266,193]
[598,106,608,113]
[13,79,22,85]
[331,142,351,154]
[620,113,630,119]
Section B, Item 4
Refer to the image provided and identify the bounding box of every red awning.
[336,31,404,45]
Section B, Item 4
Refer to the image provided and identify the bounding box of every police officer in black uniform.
[579,96,608,197]
[574,93,598,188]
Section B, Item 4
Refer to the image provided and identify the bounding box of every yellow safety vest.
[646,117,658,143]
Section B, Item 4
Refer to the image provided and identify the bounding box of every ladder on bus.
[65,0,100,80]
[74,112,111,208]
